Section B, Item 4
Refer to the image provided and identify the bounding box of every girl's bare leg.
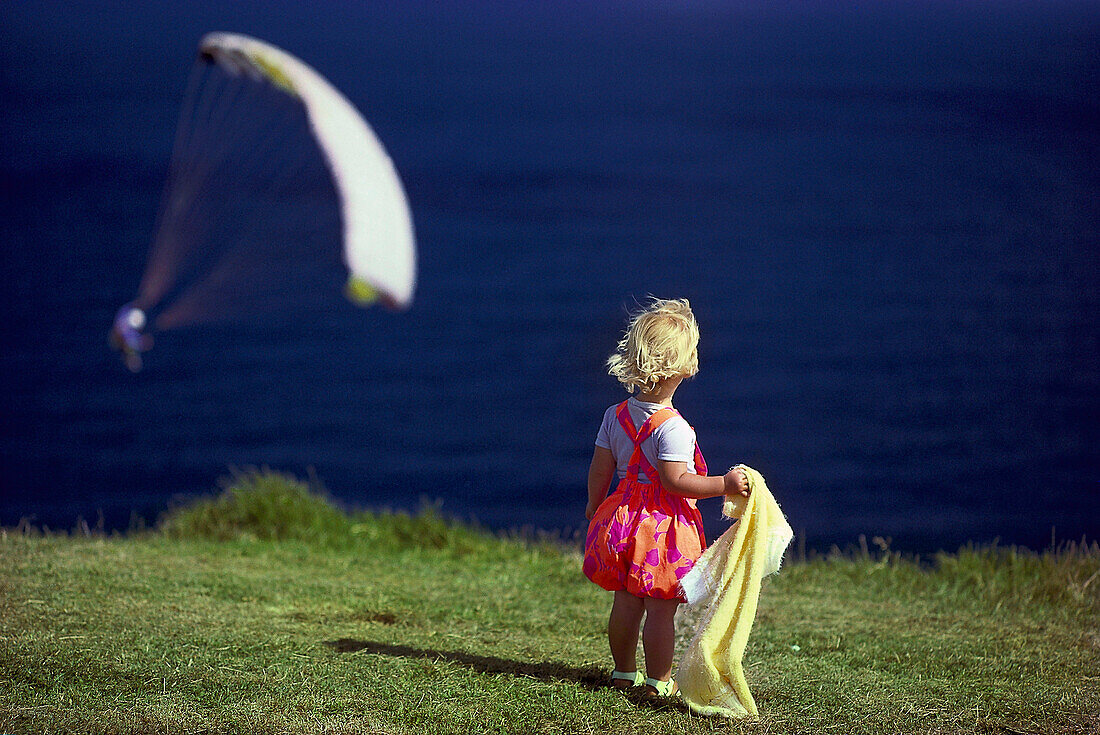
[641,596,680,683]
[608,590,645,680]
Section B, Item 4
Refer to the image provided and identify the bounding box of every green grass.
[1,471,1097,734]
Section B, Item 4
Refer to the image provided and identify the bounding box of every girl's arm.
[586,446,617,519]
[657,460,749,499]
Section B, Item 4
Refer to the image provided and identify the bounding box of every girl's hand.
[585,501,599,520]
[723,467,750,497]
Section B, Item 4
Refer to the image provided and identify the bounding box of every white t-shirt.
[594,397,698,485]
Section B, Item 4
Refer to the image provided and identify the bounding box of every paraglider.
[109,304,153,373]
[112,32,415,370]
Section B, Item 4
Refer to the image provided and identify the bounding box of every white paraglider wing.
[199,32,415,309]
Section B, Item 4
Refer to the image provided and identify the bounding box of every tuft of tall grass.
[158,468,498,555]
[350,500,492,554]
[787,533,1100,616]
[929,538,1100,610]
[159,468,352,545]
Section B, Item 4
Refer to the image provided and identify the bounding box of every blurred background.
[2,0,1097,552]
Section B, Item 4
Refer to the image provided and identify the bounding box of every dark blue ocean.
[2,1,1098,552]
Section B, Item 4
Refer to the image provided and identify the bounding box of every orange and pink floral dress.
[583,400,708,600]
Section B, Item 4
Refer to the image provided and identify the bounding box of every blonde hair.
[607,298,699,394]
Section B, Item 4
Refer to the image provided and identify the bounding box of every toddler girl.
[582,298,749,698]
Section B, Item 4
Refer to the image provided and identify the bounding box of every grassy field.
[1,471,1097,734]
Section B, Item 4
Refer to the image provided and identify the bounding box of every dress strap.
[615,401,677,442]
[614,400,637,442]
[615,400,708,479]
[692,440,708,476]
[617,402,677,482]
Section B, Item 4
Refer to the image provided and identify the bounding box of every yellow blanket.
[677,465,793,718]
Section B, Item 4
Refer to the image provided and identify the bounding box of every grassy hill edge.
[2,470,1097,734]
[13,468,1100,612]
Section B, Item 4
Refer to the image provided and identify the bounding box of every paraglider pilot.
[109,304,152,372]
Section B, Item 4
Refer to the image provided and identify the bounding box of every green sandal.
[610,670,644,689]
[644,677,678,698]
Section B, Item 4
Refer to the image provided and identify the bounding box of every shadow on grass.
[325,638,605,690]
[324,638,689,711]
